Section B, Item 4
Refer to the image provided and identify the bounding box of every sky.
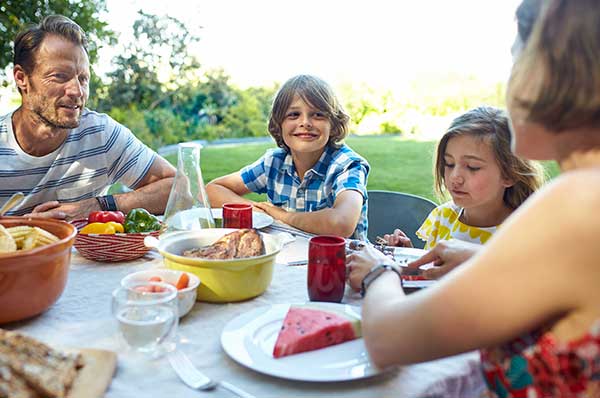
[1,0,522,112]
[99,0,522,90]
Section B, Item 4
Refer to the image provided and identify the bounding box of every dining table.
[4,224,487,398]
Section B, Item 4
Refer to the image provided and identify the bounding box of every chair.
[367,190,437,249]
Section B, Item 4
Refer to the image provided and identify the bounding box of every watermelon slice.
[272,304,362,358]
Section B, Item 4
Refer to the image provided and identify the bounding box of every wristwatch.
[360,263,403,297]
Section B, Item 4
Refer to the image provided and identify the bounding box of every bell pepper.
[80,221,123,234]
[123,208,161,233]
[88,211,125,224]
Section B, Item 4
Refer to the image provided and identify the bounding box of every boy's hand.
[253,202,288,222]
[384,229,413,247]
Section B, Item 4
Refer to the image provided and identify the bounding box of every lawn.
[165,136,560,204]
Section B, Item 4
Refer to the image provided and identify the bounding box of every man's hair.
[13,15,88,75]
[434,106,544,210]
[508,0,600,132]
[268,74,350,151]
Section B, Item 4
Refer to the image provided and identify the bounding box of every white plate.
[221,303,385,382]
[211,208,273,229]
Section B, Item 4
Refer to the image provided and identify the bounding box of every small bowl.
[71,219,161,262]
[0,217,77,324]
[145,229,282,303]
[121,269,200,317]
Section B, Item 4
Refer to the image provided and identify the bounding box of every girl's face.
[281,95,331,157]
[443,134,513,210]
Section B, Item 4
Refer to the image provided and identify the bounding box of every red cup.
[222,203,253,229]
[307,236,346,303]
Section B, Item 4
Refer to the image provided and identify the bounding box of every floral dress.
[416,202,497,250]
[480,320,600,397]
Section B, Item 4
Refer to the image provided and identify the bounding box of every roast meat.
[183,229,265,259]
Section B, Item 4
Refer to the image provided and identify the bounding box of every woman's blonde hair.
[508,0,600,132]
[268,75,350,151]
[434,106,544,209]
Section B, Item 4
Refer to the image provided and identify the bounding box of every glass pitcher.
[163,143,215,232]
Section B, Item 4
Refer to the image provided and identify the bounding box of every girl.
[385,106,543,251]
[348,0,600,396]
[206,75,370,240]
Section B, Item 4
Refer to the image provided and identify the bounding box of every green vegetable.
[124,208,162,233]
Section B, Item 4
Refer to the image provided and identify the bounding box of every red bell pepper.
[88,210,125,224]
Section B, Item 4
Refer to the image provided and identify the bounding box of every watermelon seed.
[325,316,331,320]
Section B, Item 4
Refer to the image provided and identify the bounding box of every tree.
[0,0,115,85]
[100,10,200,111]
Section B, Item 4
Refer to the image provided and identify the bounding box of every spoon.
[0,192,25,216]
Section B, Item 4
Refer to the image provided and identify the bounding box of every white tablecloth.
[6,232,486,398]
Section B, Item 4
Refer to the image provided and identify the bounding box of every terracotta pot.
[0,217,76,324]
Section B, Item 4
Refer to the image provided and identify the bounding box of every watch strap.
[96,195,118,211]
[360,263,403,297]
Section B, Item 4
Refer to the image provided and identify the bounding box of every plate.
[221,303,385,382]
[211,208,273,229]
[389,247,437,289]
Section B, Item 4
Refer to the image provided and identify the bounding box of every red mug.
[222,203,253,229]
[307,235,346,303]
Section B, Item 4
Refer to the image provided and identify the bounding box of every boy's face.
[281,95,331,157]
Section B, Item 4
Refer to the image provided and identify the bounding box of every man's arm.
[27,156,176,220]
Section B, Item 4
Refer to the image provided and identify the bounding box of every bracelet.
[96,195,118,211]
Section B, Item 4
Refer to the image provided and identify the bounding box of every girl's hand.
[346,245,395,291]
[383,229,413,247]
[407,239,481,279]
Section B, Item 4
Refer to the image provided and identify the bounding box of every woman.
[347,0,600,396]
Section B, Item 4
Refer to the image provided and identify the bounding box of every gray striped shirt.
[0,109,156,215]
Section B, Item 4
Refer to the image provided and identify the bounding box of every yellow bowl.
[146,229,282,303]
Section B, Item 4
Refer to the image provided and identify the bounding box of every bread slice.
[0,364,40,398]
[0,330,83,398]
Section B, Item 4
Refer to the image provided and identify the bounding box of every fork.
[168,350,256,398]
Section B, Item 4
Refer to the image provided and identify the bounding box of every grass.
[165,136,560,204]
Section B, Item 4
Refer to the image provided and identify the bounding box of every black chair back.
[367,190,437,248]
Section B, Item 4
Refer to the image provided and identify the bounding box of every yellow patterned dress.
[416,201,497,250]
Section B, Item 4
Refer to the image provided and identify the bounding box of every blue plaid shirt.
[240,144,370,240]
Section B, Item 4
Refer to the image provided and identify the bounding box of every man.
[0,15,176,220]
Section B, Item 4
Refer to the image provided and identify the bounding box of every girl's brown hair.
[434,106,544,209]
[508,0,600,132]
[268,75,350,151]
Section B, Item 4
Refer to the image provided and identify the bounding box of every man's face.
[21,34,90,129]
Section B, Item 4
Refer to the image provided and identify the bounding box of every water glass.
[112,281,178,358]
[222,203,253,229]
[307,235,347,303]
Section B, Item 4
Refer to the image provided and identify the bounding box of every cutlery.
[168,350,256,398]
[286,259,307,266]
[0,192,25,216]
[347,238,423,276]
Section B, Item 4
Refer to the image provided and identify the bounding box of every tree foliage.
[99,10,200,111]
[0,0,115,84]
